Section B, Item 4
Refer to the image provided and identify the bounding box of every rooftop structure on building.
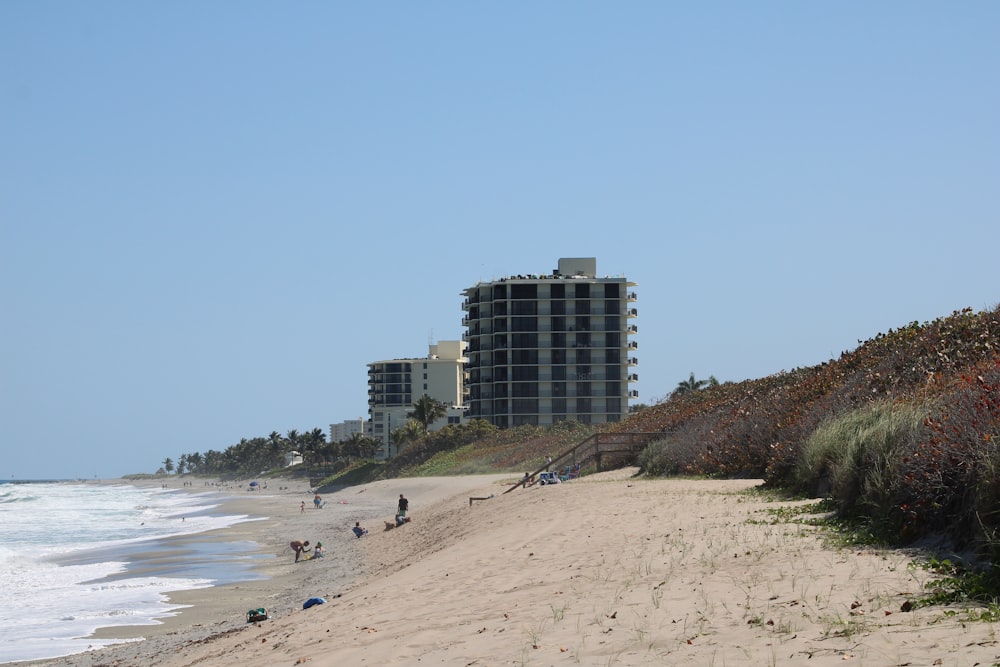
[461,257,638,428]
[367,341,468,459]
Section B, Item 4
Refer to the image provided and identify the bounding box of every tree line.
[158,395,453,477]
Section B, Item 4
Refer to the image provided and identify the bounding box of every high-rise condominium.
[461,258,637,428]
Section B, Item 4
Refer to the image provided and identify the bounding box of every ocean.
[0,481,267,664]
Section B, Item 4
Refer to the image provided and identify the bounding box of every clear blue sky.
[2,3,997,479]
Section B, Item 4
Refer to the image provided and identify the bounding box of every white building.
[329,418,366,443]
[367,340,468,459]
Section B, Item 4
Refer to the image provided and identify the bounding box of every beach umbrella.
[249,481,258,487]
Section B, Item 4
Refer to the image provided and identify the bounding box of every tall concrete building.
[461,258,637,427]
[367,340,468,459]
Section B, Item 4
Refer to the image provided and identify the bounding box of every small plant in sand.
[525,619,547,647]
[651,584,664,609]
[912,556,1000,616]
[818,611,871,639]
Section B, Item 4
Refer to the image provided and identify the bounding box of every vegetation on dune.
[630,307,1000,556]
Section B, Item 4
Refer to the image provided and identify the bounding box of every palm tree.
[162,457,175,474]
[390,419,427,454]
[673,372,708,397]
[408,395,448,431]
[344,432,380,460]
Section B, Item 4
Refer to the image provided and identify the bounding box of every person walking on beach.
[290,540,311,562]
[397,494,409,517]
[300,501,305,514]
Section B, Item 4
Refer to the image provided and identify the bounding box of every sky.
[2,3,997,479]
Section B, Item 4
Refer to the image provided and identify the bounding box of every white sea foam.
[0,482,265,664]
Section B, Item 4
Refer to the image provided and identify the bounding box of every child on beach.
[352,522,368,538]
[312,542,325,558]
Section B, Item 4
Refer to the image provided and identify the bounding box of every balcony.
[627,341,638,350]
[627,308,638,317]
[628,373,638,382]
[627,324,638,334]
[628,357,638,366]
[627,291,638,302]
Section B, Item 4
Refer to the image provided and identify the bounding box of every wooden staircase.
[502,432,660,494]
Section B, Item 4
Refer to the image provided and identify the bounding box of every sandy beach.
[20,470,1000,667]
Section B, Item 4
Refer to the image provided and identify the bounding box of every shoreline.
[16,473,517,666]
[19,470,1000,666]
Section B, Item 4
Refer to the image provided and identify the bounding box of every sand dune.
[27,470,1000,666]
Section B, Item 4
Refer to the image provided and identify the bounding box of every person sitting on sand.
[352,522,368,538]
[312,542,325,558]
[290,539,311,562]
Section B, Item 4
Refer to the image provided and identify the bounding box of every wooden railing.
[502,432,660,494]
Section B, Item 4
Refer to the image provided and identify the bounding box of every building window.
[512,349,538,364]
[511,301,537,315]
[511,284,537,300]
[511,316,537,332]
[512,382,538,397]
[512,366,539,381]
[511,333,538,348]
[512,398,538,414]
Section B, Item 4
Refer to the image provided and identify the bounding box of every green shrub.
[796,399,927,528]
[637,437,675,476]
